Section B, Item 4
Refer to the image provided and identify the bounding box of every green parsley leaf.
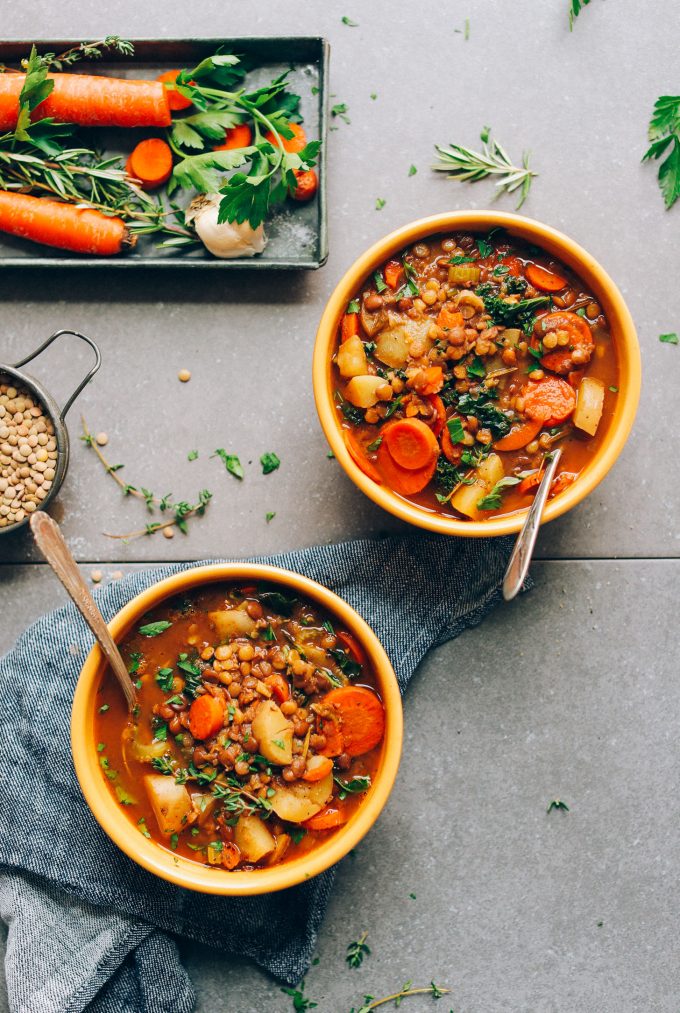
[547,798,570,813]
[341,15,359,26]
[446,417,465,444]
[346,298,360,313]
[408,164,417,176]
[609,385,618,393]
[98,703,109,714]
[643,96,680,209]
[260,452,280,474]
[366,436,383,452]
[375,197,386,210]
[115,786,137,806]
[155,667,175,692]
[213,449,244,479]
[476,237,494,258]
[187,450,198,461]
[290,826,307,845]
[265,511,276,523]
[137,817,151,838]
[659,332,679,344]
[139,621,172,637]
[449,255,475,265]
[331,102,350,124]
[373,270,387,293]
[477,475,521,511]
[466,356,486,379]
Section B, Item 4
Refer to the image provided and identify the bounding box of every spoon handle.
[502,447,563,603]
[30,511,137,711]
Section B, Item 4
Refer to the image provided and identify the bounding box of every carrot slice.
[303,802,349,832]
[156,69,193,111]
[426,394,446,437]
[343,429,382,484]
[291,169,318,202]
[336,630,367,667]
[526,263,568,292]
[502,255,523,277]
[318,716,344,757]
[322,686,385,757]
[214,122,253,150]
[188,694,225,740]
[437,306,465,330]
[264,122,307,153]
[384,260,403,289]
[340,313,359,343]
[126,138,173,191]
[302,755,334,783]
[409,366,444,396]
[494,418,543,451]
[0,190,131,255]
[382,418,438,470]
[376,440,437,495]
[550,471,578,497]
[534,311,594,375]
[440,419,464,465]
[264,673,290,704]
[522,377,576,426]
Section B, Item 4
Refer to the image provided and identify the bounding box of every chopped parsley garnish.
[262,624,276,641]
[408,163,417,176]
[115,786,136,806]
[138,620,172,637]
[335,389,363,425]
[329,648,362,679]
[265,511,276,522]
[155,667,174,692]
[375,197,386,210]
[137,817,151,839]
[383,396,403,419]
[127,652,142,675]
[260,452,280,474]
[476,236,494,258]
[373,270,387,293]
[341,15,359,26]
[213,449,244,479]
[170,833,179,850]
[547,798,570,813]
[481,292,551,334]
[187,450,198,461]
[334,774,371,800]
[151,755,174,775]
[346,298,360,314]
[448,255,475,265]
[98,704,109,714]
[659,332,679,344]
[446,417,465,444]
[366,436,383,452]
[476,475,521,511]
[290,826,307,845]
[466,356,486,379]
[456,390,512,439]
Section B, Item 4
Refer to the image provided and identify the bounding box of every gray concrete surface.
[0,1,678,1011]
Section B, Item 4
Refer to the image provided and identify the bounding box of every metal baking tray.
[0,37,329,269]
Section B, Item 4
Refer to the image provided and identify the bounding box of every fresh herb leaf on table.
[569,0,591,30]
[213,449,244,479]
[260,452,280,474]
[643,96,680,209]
[547,798,570,813]
[346,931,371,969]
[659,332,679,344]
[432,126,537,209]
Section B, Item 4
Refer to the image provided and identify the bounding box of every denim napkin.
[0,533,525,1013]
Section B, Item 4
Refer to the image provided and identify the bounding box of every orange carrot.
[336,630,367,667]
[340,313,359,343]
[518,470,542,496]
[409,366,444,396]
[303,802,349,832]
[214,122,253,151]
[0,190,132,254]
[322,686,385,757]
[502,255,523,277]
[0,73,171,129]
[526,263,568,293]
[534,311,594,375]
[437,305,465,331]
[291,169,318,202]
[156,69,193,111]
[264,673,290,704]
[383,259,403,289]
[494,418,543,451]
[522,377,576,426]
[264,122,307,153]
[318,716,344,757]
[426,394,446,437]
[302,755,334,783]
[376,440,436,495]
[343,429,382,485]
[440,419,464,465]
[550,471,578,497]
[126,138,173,191]
[188,694,225,740]
[382,418,438,470]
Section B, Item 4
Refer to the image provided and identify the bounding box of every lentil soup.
[95,582,385,872]
[332,230,619,521]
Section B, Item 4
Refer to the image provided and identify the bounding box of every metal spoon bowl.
[502,447,563,602]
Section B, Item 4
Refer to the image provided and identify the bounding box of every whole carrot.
[0,190,133,254]
[0,73,171,129]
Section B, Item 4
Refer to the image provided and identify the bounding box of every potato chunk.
[208,608,256,640]
[344,375,385,408]
[269,771,334,823]
[252,700,294,765]
[337,335,368,378]
[450,478,487,521]
[476,453,504,488]
[574,376,605,436]
[143,775,192,837]
[234,814,276,863]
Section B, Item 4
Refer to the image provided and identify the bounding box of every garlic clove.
[186,194,266,259]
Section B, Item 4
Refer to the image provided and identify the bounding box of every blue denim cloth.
[0,534,524,1012]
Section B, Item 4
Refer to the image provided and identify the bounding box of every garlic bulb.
[185,194,266,258]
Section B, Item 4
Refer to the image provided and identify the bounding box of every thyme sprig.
[432,126,536,209]
[346,931,370,969]
[35,37,135,71]
[352,981,450,1011]
[80,417,212,540]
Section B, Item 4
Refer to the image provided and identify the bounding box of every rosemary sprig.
[432,126,537,209]
[352,981,450,1011]
[80,417,212,540]
[569,0,591,30]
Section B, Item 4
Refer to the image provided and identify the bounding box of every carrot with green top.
[0,73,171,129]
[0,190,133,254]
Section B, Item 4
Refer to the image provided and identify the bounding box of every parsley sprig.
[167,55,321,228]
[643,96,680,209]
[432,126,537,209]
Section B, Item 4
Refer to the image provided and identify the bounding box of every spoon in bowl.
[30,511,138,711]
[502,447,562,602]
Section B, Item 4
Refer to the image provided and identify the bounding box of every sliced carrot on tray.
[157,69,193,111]
[214,122,253,150]
[264,122,307,153]
[126,138,173,191]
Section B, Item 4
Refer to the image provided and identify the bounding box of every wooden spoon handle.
[30,511,137,712]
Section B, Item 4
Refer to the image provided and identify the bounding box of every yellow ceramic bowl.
[313,211,641,537]
[72,563,402,896]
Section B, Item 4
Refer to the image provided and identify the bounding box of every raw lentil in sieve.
[0,376,58,529]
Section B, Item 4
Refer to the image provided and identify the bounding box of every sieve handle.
[11,329,101,420]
